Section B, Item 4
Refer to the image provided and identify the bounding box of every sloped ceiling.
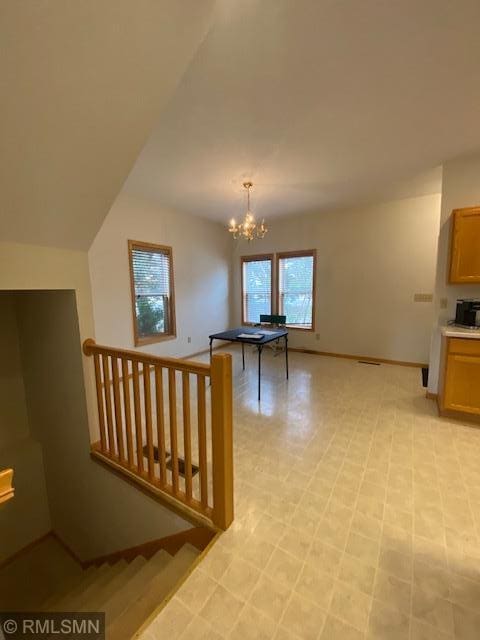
[0,0,215,249]
[3,1,480,247]
[124,0,480,223]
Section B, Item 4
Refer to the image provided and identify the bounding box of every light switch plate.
[414,293,433,302]
[440,297,448,309]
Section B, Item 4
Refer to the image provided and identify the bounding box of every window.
[277,250,316,330]
[128,240,176,345]
[241,254,273,324]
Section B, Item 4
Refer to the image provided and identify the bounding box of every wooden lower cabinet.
[442,338,480,415]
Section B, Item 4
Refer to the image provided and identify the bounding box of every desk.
[209,327,289,401]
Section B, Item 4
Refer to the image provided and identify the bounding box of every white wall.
[232,194,441,364]
[89,193,231,358]
[428,152,480,393]
[0,244,96,560]
[0,241,99,441]
[0,293,51,562]
[0,295,30,448]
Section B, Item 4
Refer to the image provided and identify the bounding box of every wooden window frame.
[128,239,177,346]
[276,249,317,332]
[240,254,274,325]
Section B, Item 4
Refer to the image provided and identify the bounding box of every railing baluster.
[93,353,107,453]
[155,365,167,484]
[197,374,208,508]
[144,364,155,481]
[182,372,193,500]
[132,361,144,473]
[121,360,134,466]
[102,355,115,456]
[168,369,179,494]
[111,357,125,463]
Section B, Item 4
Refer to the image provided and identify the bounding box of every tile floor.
[141,347,480,640]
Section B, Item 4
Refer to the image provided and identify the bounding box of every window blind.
[131,247,170,297]
[278,253,314,329]
[129,243,174,340]
[242,257,272,323]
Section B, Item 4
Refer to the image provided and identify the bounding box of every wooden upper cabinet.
[449,206,480,283]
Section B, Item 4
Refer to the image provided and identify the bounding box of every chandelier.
[228,182,268,241]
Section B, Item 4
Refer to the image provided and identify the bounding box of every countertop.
[441,325,480,339]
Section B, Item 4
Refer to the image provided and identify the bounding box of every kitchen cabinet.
[449,206,480,283]
[442,338,480,415]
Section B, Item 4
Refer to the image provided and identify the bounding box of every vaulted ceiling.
[125,0,480,223]
[2,1,480,249]
[0,0,215,249]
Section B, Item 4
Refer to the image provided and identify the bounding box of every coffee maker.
[455,299,480,328]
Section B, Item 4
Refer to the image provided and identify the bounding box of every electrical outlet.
[187,337,191,343]
[440,297,448,309]
[315,333,320,340]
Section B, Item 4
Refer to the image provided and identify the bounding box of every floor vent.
[358,361,381,366]
[143,446,200,479]
[167,457,200,479]
[143,445,170,464]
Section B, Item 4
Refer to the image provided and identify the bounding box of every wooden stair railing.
[83,339,233,530]
[0,469,14,505]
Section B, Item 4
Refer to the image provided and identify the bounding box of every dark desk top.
[209,327,288,345]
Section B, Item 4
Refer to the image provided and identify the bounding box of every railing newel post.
[211,353,234,530]
[82,338,96,356]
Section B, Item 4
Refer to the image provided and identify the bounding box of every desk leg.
[258,345,263,402]
[242,342,245,370]
[285,335,289,380]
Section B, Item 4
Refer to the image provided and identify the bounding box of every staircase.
[0,535,199,639]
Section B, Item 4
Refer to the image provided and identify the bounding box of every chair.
[259,314,286,327]
[256,314,287,356]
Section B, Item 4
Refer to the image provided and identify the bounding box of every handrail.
[83,339,233,530]
[83,339,210,376]
[0,469,14,505]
